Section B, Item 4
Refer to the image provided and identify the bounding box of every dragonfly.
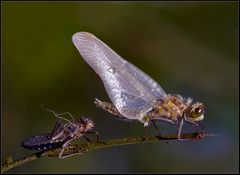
[72,32,205,140]
[22,106,99,159]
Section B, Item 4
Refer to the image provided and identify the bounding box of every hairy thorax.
[149,94,192,122]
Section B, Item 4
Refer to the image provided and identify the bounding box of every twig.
[1,131,216,173]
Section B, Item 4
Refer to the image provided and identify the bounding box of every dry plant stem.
[1,132,214,173]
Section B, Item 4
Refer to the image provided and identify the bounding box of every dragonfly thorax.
[145,94,193,124]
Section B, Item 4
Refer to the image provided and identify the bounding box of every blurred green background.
[2,1,239,173]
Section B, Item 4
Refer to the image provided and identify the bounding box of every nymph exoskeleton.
[22,106,99,159]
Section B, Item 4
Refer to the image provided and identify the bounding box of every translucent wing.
[72,32,166,120]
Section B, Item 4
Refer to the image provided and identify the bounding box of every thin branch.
[1,132,216,173]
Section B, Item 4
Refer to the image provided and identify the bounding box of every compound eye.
[188,102,204,121]
[190,107,203,118]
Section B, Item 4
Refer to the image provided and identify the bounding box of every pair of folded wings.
[72,32,166,120]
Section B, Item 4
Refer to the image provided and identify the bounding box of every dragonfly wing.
[72,32,166,120]
[50,120,65,141]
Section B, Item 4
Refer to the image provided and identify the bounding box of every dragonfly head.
[78,117,94,131]
[185,102,204,122]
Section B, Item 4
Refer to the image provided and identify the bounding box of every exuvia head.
[185,102,204,122]
[78,117,94,131]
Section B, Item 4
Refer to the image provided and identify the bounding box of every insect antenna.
[41,105,75,123]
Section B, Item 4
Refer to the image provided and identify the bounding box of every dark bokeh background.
[2,2,239,173]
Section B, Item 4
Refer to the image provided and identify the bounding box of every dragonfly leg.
[58,152,83,159]
[197,121,204,132]
[58,138,74,159]
[141,125,150,142]
[148,120,170,144]
[58,132,100,159]
[58,148,65,159]
[94,98,122,116]
[86,131,102,143]
[151,120,162,138]
[177,119,187,141]
[82,135,92,143]
[144,125,149,138]
[186,119,204,133]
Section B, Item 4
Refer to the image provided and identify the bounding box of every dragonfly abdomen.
[22,133,63,150]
